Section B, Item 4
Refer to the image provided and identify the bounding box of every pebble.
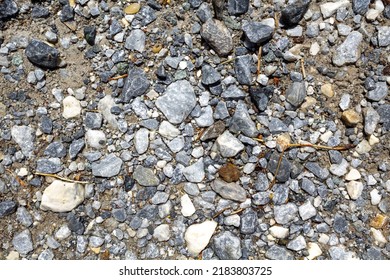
[55,225,71,240]
[62,96,81,119]
[0,200,17,218]
[16,207,33,227]
[213,231,242,260]
[307,243,322,260]
[299,200,317,221]
[265,245,293,260]
[287,235,307,251]
[86,130,106,149]
[121,67,150,102]
[345,168,361,181]
[367,82,388,101]
[11,126,35,157]
[25,39,60,69]
[321,83,334,98]
[216,131,244,158]
[286,82,306,108]
[274,203,298,224]
[234,55,252,85]
[242,21,274,45]
[224,215,240,227]
[211,179,247,202]
[201,64,221,86]
[184,220,217,256]
[332,31,363,66]
[320,0,350,18]
[218,163,240,183]
[346,181,364,199]
[229,101,257,137]
[269,226,289,239]
[200,19,233,56]
[125,29,146,52]
[371,228,387,244]
[0,0,18,19]
[181,194,196,217]
[227,0,249,16]
[280,0,311,27]
[370,189,382,205]
[333,214,348,233]
[377,26,390,47]
[153,224,170,242]
[240,210,258,234]
[133,166,159,187]
[12,229,33,255]
[183,159,205,183]
[36,158,63,174]
[92,154,123,178]
[329,246,356,260]
[134,128,149,154]
[40,180,84,212]
[305,162,329,180]
[364,107,380,134]
[352,0,370,15]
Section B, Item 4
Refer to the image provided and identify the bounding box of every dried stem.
[34,172,90,184]
[300,58,306,79]
[109,74,128,81]
[213,206,231,219]
[257,46,262,76]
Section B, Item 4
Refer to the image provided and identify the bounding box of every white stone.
[330,159,349,176]
[318,234,330,245]
[98,95,118,129]
[345,168,361,181]
[40,180,85,212]
[153,224,170,242]
[370,189,382,205]
[320,131,333,143]
[183,159,205,183]
[181,194,196,217]
[55,225,71,240]
[299,200,317,220]
[307,242,322,260]
[6,251,19,260]
[320,1,350,18]
[86,130,106,149]
[134,128,149,154]
[159,121,180,139]
[366,9,380,21]
[62,96,81,119]
[184,220,217,256]
[346,181,364,200]
[224,215,240,227]
[356,140,371,154]
[216,131,245,158]
[17,168,28,177]
[269,226,289,239]
[309,42,320,56]
[370,228,387,244]
[368,135,379,146]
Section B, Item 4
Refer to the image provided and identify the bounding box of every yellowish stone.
[321,83,334,97]
[341,109,361,127]
[124,3,141,15]
[370,214,388,229]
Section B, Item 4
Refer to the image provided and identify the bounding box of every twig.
[34,172,90,184]
[287,143,355,151]
[220,57,236,65]
[6,169,28,187]
[257,46,262,76]
[109,74,128,81]
[213,206,231,219]
[230,208,244,215]
[300,58,306,79]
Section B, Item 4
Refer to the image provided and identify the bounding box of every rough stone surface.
[332,31,363,66]
[92,154,123,178]
[200,19,233,57]
[185,220,217,256]
[213,231,242,260]
[211,179,247,202]
[25,39,60,69]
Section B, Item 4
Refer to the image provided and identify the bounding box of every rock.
[156,80,196,124]
[185,220,217,256]
[215,131,244,157]
[254,172,269,191]
[268,152,291,182]
[201,64,221,86]
[181,194,196,217]
[62,96,81,119]
[86,130,106,149]
[55,225,71,240]
[307,243,322,260]
[195,106,214,127]
[25,39,60,69]
[98,95,118,129]
[222,84,246,100]
[240,210,258,234]
[352,0,370,15]
[89,236,104,248]
[370,190,382,206]
[12,230,33,255]
[134,128,149,154]
[36,158,63,174]
[242,21,274,45]
[11,126,35,157]
[332,31,363,66]
[200,19,233,57]
[60,4,74,22]
[321,83,334,98]
[286,82,306,108]
[84,26,96,45]
[218,163,240,183]
[213,231,242,260]
[16,207,33,227]
[229,101,258,137]
[92,154,123,178]
[280,0,311,28]
[346,181,364,199]
[69,139,85,160]
[44,141,66,158]
[299,200,317,221]
[329,246,356,260]
[183,159,205,183]
[228,0,249,15]
[234,55,252,85]
[0,0,19,19]
[40,180,84,212]
[133,166,159,187]
[125,29,146,52]
[121,67,149,102]
[378,26,390,47]
[320,0,350,18]
[287,235,307,251]
[153,224,170,242]
[250,86,273,112]
[355,140,372,154]
[345,168,361,181]
[159,121,180,140]
[371,228,387,244]
[305,162,329,180]
[367,82,388,101]
[270,226,289,239]
[85,112,102,129]
[265,245,293,260]
[0,201,17,218]
[211,179,247,202]
[274,203,298,224]
[364,107,380,134]
[200,120,225,141]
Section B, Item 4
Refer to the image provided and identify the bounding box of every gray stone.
[38,249,54,260]
[287,235,307,251]
[195,106,214,127]
[364,107,380,135]
[201,64,221,85]
[112,208,127,222]
[134,128,149,155]
[151,192,169,205]
[12,230,33,255]
[332,31,363,66]
[280,0,311,28]
[378,26,390,47]
[0,0,18,19]
[125,29,146,52]
[234,55,252,85]
[36,158,63,174]
[89,236,104,247]
[252,191,271,205]
[215,131,245,158]
[268,152,291,182]
[274,203,298,224]
[156,80,197,124]
[286,82,306,107]
[16,207,33,227]
[25,39,60,69]
[269,118,289,134]
[44,141,66,158]
[221,84,246,100]
[305,162,329,180]
[92,154,123,178]
[197,2,212,22]
[254,172,269,191]
[85,112,103,129]
[301,178,316,195]
[265,245,294,260]
[240,210,258,234]
[0,200,17,218]
[122,67,150,102]
[183,159,205,183]
[11,126,35,157]
[69,139,85,160]
[184,183,200,196]
[133,166,159,187]
[298,200,317,220]
[352,0,370,15]
[367,82,388,102]
[333,214,348,234]
[228,0,249,16]
[212,179,247,202]
[213,231,242,260]
[329,246,355,260]
[200,19,233,57]
[242,21,274,45]
[214,101,230,120]
[229,101,257,137]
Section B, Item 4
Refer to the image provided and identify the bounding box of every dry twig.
[34,172,90,184]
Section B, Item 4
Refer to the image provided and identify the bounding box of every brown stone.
[218,163,240,183]
[341,109,361,127]
[370,214,388,229]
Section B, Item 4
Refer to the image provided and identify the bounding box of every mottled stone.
[200,19,233,56]
[91,154,123,178]
[213,231,242,260]
[211,179,247,202]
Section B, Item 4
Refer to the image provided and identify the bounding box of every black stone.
[280,0,311,28]
[121,67,150,102]
[67,213,85,235]
[242,21,274,45]
[228,0,249,16]
[31,6,50,18]
[352,0,370,15]
[124,175,135,192]
[60,5,74,22]
[333,214,348,233]
[25,39,60,69]
[0,200,17,218]
[240,209,258,234]
[249,86,273,112]
[201,64,221,86]
[84,26,97,45]
[234,55,252,85]
[0,0,18,20]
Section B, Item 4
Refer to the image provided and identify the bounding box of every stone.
[332,31,363,66]
[370,190,382,206]
[89,236,104,248]
[211,179,247,202]
[183,159,205,183]
[0,0,18,19]
[62,96,81,119]
[213,231,242,260]
[329,246,356,260]
[346,181,364,200]
[367,82,388,101]
[38,249,54,260]
[12,230,33,255]
[11,126,35,157]
[200,120,225,141]
[185,220,217,256]
[0,200,17,218]
[55,225,71,240]
[133,166,159,187]
[25,39,60,69]
[85,130,106,149]
[36,158,63,174]
[240,210,258,234]
[352,0,370,15]
[333,214,348,234]
[270,226,289,239]
[345,168,361,181]
[286,82,306,108]
[307,243,322,260]
[222,85,246,100]
[44,141,66,158]
[60,4,74,22]
[85,112,102,129]
[299,200,317,220]
[287,235,307,251]
[92,154,123,178]
[214,101,230,120]
[84,26,96,45]
[274,203,298,224]
[254,172,269,191]
[159,121,180,140]
[280,0,311,28]
[218,163,240,183]
[242,21,274,45]
[250,86,273,112]
[122,67,150,102]
[40,180,84,212]
[134,128,149,154]
[378,26,390,47]
[234,55,252,85]
[153,224,170,242]
[268,152,291,182]
[181,194,196,217]
[195,106,214,127]
[69,139,85,160]
[364,107,380,134]
[16,207,33,227]
[125,29,146,52]
[321,83,334,98]
[112,208,126,223]
[228,0,249,16]
[156,80,196,124]
[215,131,244,157]
[305,162,329,180]
[201,64,221,86]
[320,0,350,18]
[265,245,293,260]
[355,140,372,154]
[371,228,387,244]
[200,19,233,57]
[229,101,257,137]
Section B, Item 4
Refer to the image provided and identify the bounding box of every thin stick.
[287,143,355,151]
[257,46,262,76]
[230,208,244,215]
[34,172,90,184]
[109,74,128,81]
[300,58,306,79]
[213,206,231,219]
[220,57,236,65]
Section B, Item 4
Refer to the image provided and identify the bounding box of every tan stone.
[341,109,361,126]
[321,83,334,97]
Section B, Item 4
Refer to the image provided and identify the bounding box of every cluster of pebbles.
[0,0,389,260]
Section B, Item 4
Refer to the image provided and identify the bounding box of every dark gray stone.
[31,6,50,18]
[0,200,17,218]
[67,213,85,235]
[286,82,306,107]
[305,162,329,180]
[254,172,269,191]
[333,214,348,233]
[112,208,127,223]
[121,67,150,102]
[200,19,233,57]
[234,55,252,85]
[250,86,273,112]
[268,152,291,182]
[138,6,157,26]
[240,210,258,234]
[228,0,249,16]
[40,116,53,134]
[25,39,60,69]
[36,158,63,174]
[60,5,74,22]
[272,184,289,205]
[221,85,246,100]
[84,26,97,45]
[252,191,271,205]
[213,231,242,260]
[269,118,289,134]
[280,0,311,28]
[201,64,221,85]
[85,112,103,129]
[133,166,160,187]
[229,101,258,137]
[196,2,213,22]
[365,247,384,260]
[265,245,294,260]
[0,0,18,19]
[242,21,274,45]
[301,178,316,195]
[352,0,370,15]
[69,139,85,160]
[44,141,66,158]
